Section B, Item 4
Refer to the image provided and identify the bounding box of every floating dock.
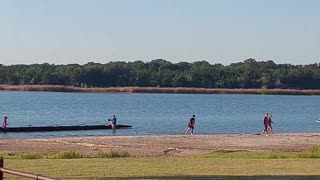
[0,124,132,132]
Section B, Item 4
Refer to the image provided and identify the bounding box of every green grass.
[96,149,130,158]
[18,152,43,159]
[1,146,320,179]
[1,145,319,160]
[2,158,320,179]
[202,145,320,159]
[202,150,302,159]
[0,150,130,160]
[47,151,84,159]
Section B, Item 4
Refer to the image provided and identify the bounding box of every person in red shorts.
[185,114,195,135]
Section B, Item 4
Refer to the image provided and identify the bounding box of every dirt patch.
[0,133,319,157]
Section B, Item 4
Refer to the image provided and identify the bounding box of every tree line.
[0,59,319,89]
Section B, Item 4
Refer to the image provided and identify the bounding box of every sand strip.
[0,133,319,157]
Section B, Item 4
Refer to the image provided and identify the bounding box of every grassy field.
[3,158,320,179]
[2,149,320,179]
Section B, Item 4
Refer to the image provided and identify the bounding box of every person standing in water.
[108,114,117,129]
[185,114,195,135]
[2,116,8,129]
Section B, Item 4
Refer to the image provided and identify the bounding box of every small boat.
[316,119,320,123]
[0,124,132,133]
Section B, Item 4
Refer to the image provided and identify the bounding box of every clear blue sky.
[0,0,319,65]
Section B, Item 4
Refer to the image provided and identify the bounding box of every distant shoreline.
[1,85,320,95]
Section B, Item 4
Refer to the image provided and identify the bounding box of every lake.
[0,91,319,137]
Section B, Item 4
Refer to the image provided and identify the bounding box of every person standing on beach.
[261,113,269,136]
[268,114,275,134]
[108,114,117,129]
[185,114,195,135]
[2,116,8,129]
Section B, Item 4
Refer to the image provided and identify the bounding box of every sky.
[0,0,319,65]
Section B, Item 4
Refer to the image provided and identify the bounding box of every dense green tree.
[0,59,319,89]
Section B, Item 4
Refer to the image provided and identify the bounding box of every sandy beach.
[1,85,320,95]
[0,133,319,157]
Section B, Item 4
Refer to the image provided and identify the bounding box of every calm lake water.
[0,91,319,137]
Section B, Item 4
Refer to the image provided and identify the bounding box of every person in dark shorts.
[185,114,195,135]
[268,114,275,134]
[261,113,269,136]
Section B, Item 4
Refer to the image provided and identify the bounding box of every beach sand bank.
[1,85,320,95]
[0,133,319,157]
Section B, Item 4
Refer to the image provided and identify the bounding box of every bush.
[298,145,320,158]
[47,151,84,159]
[19,153,42,159]
[96,150,130,158]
